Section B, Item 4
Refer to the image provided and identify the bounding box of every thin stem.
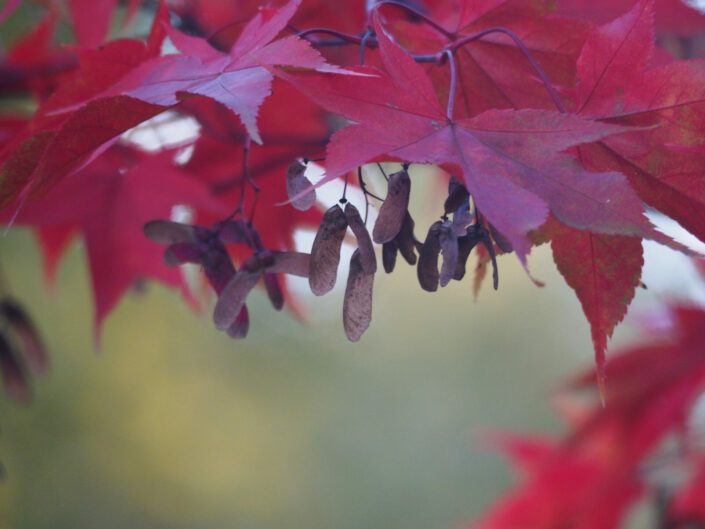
[446,27,567,113]
[296,28,370,47]
[358,167,371,224]
[376,162,389,181]
[360,30,373,65]
[444,49,457,120]
[373,1,456,41]
[240,135,261,223]
[341,171,350,202]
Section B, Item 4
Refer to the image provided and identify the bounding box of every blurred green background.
[1,3,698,527]
[0,218,604,529]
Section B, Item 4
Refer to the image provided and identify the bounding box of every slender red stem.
[446,27,567,113]
[295,28,371,47]
[372,1,456,40]
[444,49,457,120]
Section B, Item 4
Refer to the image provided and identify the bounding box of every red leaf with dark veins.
[572,0,705,245]
[0,96,168,212]
[2,146,229,339]
[275,15,669,265]
[575,0,654,118]
[551,226,644,395]
[123,0,350,144]
[380,0,591,117]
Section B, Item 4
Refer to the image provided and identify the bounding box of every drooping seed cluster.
[143,164,512,342]
[0,299,47,402]
[144,218,309,339]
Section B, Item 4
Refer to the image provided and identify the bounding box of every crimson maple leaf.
[537,0,705,390]
[1,145,229,339]
[274,14,671,266]
[0,1,172,212]
[106,0,352,144]
[378,0,591,117]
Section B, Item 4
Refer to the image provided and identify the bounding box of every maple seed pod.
[417,221,442,292]
[343,249,374,342]
[267,251,311,277]
[0,300,47,374]
[396,211,418,265]
[286,160,316,211]
[163,242,202,266]
[344,202,377,274]
[453,231,480,281]
[143,220,197,244]
[0,334,30,403]
[226,306,249,339]
[382,241,398,273]
[444,176,470,215]
[439,222,460,287]
[213,270,261,330]
[216,219,251,244]
[488,223,513,253]
[263,273,284,311]
[309,204,348,296]
[372,169,411,243]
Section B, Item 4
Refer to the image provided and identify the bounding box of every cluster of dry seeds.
[143,163,512,342]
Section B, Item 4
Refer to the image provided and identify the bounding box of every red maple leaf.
[273,14,671,266]
[535,0,705,388]
[108,0,351,144]
[2,144,229,339]
[378,0,591,117]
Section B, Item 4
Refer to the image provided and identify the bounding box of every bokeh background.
[1,199,702,529]
[2,1,705,527]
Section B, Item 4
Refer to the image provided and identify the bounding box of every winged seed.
[417,221,442,292]
[267,251,311,277]
[372,169,410,243]
[344,202,377,274]
[143,220,197,244]
[343,249,374,342]
[439,222,459,287]
[286,160,316,211]
[382,241,398,273]
[309,204,348,295]
[213,269,261,330]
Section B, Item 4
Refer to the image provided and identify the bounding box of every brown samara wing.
[372,169,410,244]
[438,221,459,287]
[344,202,377,274]
[443,176,470,215]
[286,160,316,211]
[382,241,398,273]
[343,249,374,342]
[488,222,513,253]
[263,272,284,311]
[226,306,249,339]
[213,269,261,330]
[417,221,442,292]
[0,300,47,374]
[0,334,30,403]
[396,211,418,265]
[268,251,311,277]
[309,204,348,296]
[143,220,198,244]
